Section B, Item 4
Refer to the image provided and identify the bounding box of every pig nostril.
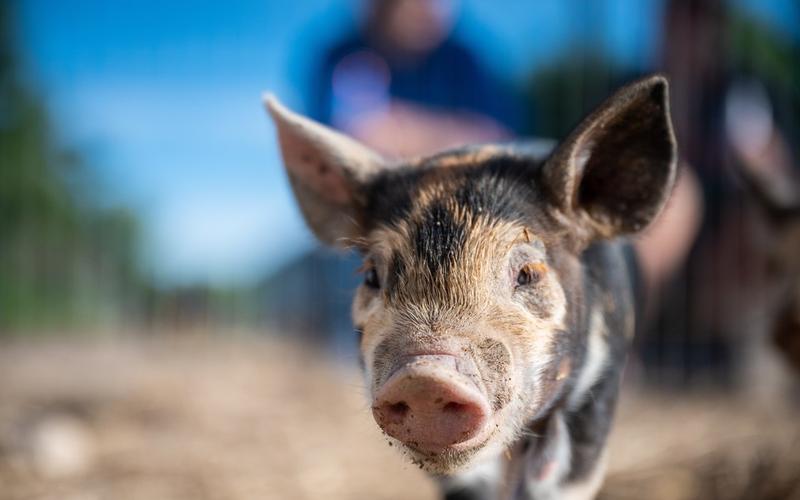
[387,401,410,419]
[372,365,492,452]
[443,402,467,413]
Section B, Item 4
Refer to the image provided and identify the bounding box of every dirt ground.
[1,333,798,500]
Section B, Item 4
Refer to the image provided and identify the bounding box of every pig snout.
[372,355,491,453]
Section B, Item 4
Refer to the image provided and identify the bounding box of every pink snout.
[372,355,491,453]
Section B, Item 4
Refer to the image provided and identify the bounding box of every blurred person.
[725,77,800,401]
[310,0,520,157]
[637,0,800,388]
[634,163,703,295]
[636,0,747,387]
[517,0,796,390]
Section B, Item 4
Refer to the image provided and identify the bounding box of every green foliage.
[727,11,800,151]
[0,1,144,332]
[524,51,624,139]
[523,6,799,151]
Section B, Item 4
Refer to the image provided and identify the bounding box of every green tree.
[0,2,144,332]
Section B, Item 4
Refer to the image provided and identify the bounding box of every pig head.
[265,76,676,496]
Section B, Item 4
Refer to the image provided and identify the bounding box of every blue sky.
[17,0,797,286]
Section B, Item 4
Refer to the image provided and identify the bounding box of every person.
[309,0,520,157]
[636,0,800,387]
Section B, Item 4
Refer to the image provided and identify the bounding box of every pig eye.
[516,263,544,288]
[364,267,381,289]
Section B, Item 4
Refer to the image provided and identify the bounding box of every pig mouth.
[371,354,499,460]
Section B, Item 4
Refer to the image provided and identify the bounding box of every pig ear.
[540,75,677,239]
[264,95,385,247]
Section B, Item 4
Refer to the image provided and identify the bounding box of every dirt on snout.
[0,333,799,500]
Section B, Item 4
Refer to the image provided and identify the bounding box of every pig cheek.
[490,344,530,445]
[352,287,388,387]
[520,344,553,414]
[474,338,514,412]
[511,321,565,416]
[525,280,568,406]
[484,318,543,431]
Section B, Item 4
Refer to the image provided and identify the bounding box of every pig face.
[266,76,676,474]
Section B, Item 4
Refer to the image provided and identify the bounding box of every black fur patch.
[565,368,619,482]
[366,154,560,297]
[414,201,468,276]
[385,252,407,295]
[365,154,545,231]
[443,487,493,500]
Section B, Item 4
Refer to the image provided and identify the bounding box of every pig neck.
[496,366,623,499]
[502,242,634,498]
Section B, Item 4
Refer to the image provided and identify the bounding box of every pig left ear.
[264,94,386,247]
[540,75,677,239]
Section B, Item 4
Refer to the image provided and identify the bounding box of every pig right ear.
[539,75,677,240]
[264,95,385,247]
